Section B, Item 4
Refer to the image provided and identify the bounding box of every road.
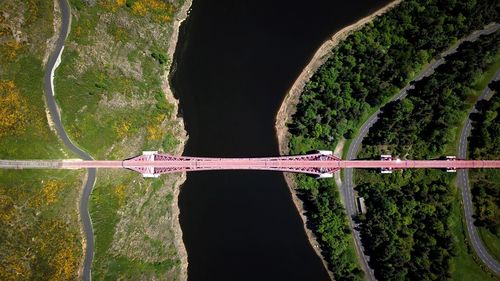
[342,22,500,281]
[1,158,498,171]
[456,69,500,275]
[44,1,96,280]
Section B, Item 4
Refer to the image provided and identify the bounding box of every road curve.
[457,69,500,275]
[44,1,96,280]
[342,23,500,281]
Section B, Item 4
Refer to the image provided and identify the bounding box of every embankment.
[274,1,401,278]
[164,1,194,280]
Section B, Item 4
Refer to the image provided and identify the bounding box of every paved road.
[1,158,498,171]
[457,69,500,275]
[0,160,62,168]
[342,23,500,281]
[44,1,96,280]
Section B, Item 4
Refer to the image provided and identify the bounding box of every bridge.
[1,151,499,178]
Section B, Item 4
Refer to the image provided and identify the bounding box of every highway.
[456,69,500,275]
[44,1,96,280]
[342,22,500,281]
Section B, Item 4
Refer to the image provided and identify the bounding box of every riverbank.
[275,0,401,154]
[164,1,193,280]
[274,0,401,278]
[51,0,195,279]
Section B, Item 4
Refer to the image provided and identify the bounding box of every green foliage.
[469,85,500,258]
[294,175,363,281]
[364,32,500,158]
[289,0,498,150]
[448,190,497,281]
[287,0,498,279]
[151,51,168,65]
[0,1,83,279]
[57,1,185,279]
[357,169,456,280]
[355,31,500,280]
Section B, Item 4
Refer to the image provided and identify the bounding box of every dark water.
[171,1,390,280]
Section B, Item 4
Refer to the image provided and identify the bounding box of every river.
[171,0,391,280]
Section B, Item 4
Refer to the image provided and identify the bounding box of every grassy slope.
[0,0,83,280]
[55,1,186,279]
[449,56,500,280]
[449,55,500,156]
[466,58,500,265]
[479,227,500,262]
[449,189,498,281]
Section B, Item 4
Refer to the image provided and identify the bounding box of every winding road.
[40,4,499,280]
[456,69,500,275]
[342,23,500,280]
[44,1,95,280]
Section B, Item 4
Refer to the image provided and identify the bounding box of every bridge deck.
[58,159,500,169]
[1,159,499,175]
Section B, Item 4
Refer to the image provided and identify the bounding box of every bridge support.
[380,155,393,174]
[446,156,457,172]
[123,150,342,178]
[124,151,159,178]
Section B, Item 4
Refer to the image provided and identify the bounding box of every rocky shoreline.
[274,1,401,279]
[164,0,194,280]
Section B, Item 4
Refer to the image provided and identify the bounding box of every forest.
[356,31,499,280]
[289,0,498,154]
[287,0,499,280]
[469,81,500,257]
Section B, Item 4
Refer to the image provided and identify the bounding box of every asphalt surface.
[457,69,500,275]
[2,158,498,171]
[342,23,500,281]
[44,1,96,280]
[0,160,63,168]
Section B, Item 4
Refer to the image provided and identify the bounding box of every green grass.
[90,170,181,280]
[106,256,180,280]
[449,189,499,281]
[478,227,500,262]
[471,54,500,92]
[90,177,123,272]
[55,29,177,158]
[450,55,500,268]
[55,5,187,277]
[0,2,83,279]
[332,179,364,278]
[472,165,500,263]
[442,54,500,280]
[1,54,77,159]
[448,53,500,156]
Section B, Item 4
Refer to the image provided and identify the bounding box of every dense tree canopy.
[469,83,500,236]
[356,31,499,280]
[288,0,499,279]
[289,0,498,154]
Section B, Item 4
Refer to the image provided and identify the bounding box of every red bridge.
[55,151,500,178]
